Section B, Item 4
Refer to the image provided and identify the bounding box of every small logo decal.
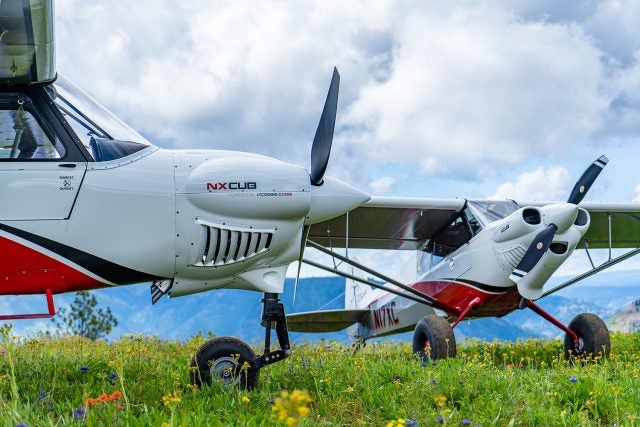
[536,242,543,250]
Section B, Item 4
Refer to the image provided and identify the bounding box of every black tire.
[412,314,456,364]
[564,313,610,361]
[190,336,260,390]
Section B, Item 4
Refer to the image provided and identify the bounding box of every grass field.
[1,324,639,426]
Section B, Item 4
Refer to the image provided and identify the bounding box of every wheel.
[412,314,456,364]
[190,336,260,390]
[564,313,610,361]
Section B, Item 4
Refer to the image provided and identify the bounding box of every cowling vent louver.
[191,221,274,267]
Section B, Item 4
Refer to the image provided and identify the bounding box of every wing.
[286,309,369,332]
[309,196,640,251]
[516,201,640,249]
[308,196,465,250]
[0,0,55,84]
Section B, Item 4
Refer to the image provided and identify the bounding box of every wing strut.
[539,246,640,299]
[302,258,435,307]
[306,240,441,307]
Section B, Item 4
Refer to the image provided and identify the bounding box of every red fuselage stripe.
[368,280,522,319]
[0,236,107,295]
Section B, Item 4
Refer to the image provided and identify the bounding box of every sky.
[52,0,640,279]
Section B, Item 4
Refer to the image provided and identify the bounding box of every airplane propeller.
[510,155,608,296]
[508,224,557,283]
[567,155,609,204]
[294,67,346,306]
[310,68,340,186]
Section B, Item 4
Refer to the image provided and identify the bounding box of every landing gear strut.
[522,300,610,362]
[190,293,291,390]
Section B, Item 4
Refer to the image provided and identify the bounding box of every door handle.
[58,164,77,168]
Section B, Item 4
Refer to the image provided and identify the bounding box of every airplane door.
[0,93,87,220]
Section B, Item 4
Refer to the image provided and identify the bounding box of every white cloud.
[489,166,571,201]
[343,4,612,177]
[53,1,640,189]
[369,176,397,194]
[634,183,640,202]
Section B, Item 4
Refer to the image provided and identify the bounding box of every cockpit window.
[48,75,152,161]
[0,94,65,160]
[467,200,520,226]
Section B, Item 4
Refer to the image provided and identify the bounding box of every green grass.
[1,324,639,426]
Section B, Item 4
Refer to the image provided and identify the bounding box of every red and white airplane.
[0,0,368,389]
[289,157,640,364]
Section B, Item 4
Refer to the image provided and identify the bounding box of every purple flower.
[108,373,117,379]
[73,407,86,421]
[569,377,578,383]
[38,390,47,399]
[16,424,27,427]
[436,416,444,424]
[393,375,402,380]
[406,419,417,426]
[461,419,472,425]
[431,379,437,384]
[80,366,89,373]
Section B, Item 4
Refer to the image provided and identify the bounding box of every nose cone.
[542,203,579,232]
[306,176,370,224]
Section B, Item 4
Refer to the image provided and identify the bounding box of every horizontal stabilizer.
[286,309,369,332]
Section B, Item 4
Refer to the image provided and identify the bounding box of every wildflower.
[271,389,312,425]
[72,407,86,421]
[434,395,447,406]
[38,391,47,399]
[436,416,444,424]
[406,419,417,426]
[80,366,89,373]
[431,379,437,384]
[162,391,181,406]
[16,424,27,427]
[241,395,250,403]
[569,377,578,383]
[108,373,117,379]
[393,375,402,380]
[462,419,472,425]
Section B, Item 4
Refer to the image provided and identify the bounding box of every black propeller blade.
[567,155,609,204]
[310,67,340,186]
[509,224,557,283]
[293,225,310,307]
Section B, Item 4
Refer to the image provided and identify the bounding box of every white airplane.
[288,156,640,364]
[0,0,368,389]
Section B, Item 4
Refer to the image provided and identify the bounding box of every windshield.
[467,200,519,227]
[49,75,152,160]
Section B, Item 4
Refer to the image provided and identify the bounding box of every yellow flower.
[271,389,313,425]
[162,391,181,406]
[241,395,250,404]
[286,417,297,426]
[434,395,447,406]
